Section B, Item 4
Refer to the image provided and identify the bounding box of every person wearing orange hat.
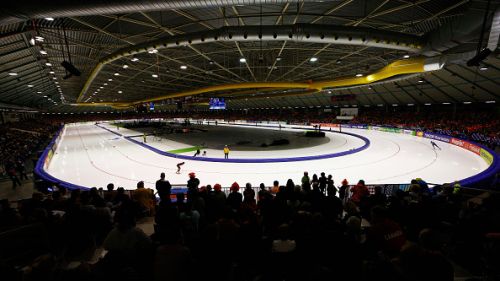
[187,172,200,192]
[339,179,349,203]
[227,182,242,211]
[212,183,226,219]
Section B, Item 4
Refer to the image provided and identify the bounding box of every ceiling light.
[27,84,33,87]
[8,72,18,76]
[104,83,108,85]
[424,103,431,105]
[442,102,451,105]
[43,95,47,97]
[355,73,363,77]
[407,103,414,106]
[152,74,158,78]
[118,90,123,94]
[309,57,318,62]
[485,100,496,104]
[239,58,246,63]
[45,17,54,21]
[114,72,119,76]
[35,36,44,42]
[209,60,214,65]
[336,59,342,64]
[368,86,372,90]
[463,101,472,104]
[37,91,42,94]
[40,50,47,55]
[148,49,158,54]
[417,79,424,83]
[123,64,129,69]
[29,38,35,45]
[99,86,104,89]
[131,57,139,62]
[180,65,187,70]
[479,66,488,71]
[403,55,410,59]
[55,81,59,84]
[45,63,52,66]
[52,77,57,80]
[276,57,282,61]
[49,71,55,74]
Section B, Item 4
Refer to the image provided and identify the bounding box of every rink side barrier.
[342,124,499,188]
[34,120,498,190]
[94,122,371,163]
[34,125,90,190]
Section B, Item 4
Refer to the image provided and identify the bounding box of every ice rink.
[46,122,489,189]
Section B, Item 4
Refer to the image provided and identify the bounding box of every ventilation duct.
[0,0,335,25]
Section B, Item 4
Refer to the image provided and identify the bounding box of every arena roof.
[0,0,498,112]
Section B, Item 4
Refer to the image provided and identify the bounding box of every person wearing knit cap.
[212,183,226,219]
[339,179,349,202]
[187,172,200,192]
[227,182,242,211]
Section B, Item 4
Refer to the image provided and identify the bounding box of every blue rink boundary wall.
[34,121,499,190]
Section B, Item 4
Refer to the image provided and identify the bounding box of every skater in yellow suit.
[223,145,230,159]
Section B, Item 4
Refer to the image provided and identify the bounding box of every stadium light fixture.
[463,101,472,104]
[8,72,18,76]
[355,73,363,77]
[424,103,431,105]
[45,63,52,66]
[49,71,55,74]
[309,57,318,62]
[479,66,488,71]
[108,78,113,81]
[239,58,246,63]
[180,65,187,70]
[45,17,54,21]
[27,84,33,87]
[485,100,496,103]
[114,72,119,76]
[40,50,47,55]
[123,64,129,69]
[118,90,123,94]
[403,55,410,59]
[131,57,139,62]
[442,102,451,105]
[152,74,158,78]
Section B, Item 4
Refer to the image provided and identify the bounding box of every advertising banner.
[423,132,451,143]
[403,129,416,136]
[450,138,481,155]
[480,148,494,165]
[416,131,424,137]
[310,123,340,128]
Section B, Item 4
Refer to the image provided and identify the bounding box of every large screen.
[209,98,226,110]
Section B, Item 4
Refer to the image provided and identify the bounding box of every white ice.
[46,122,489,189]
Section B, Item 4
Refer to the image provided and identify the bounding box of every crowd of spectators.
[1,172,500,281]
[0,120,59,187]
[350,109,499,150]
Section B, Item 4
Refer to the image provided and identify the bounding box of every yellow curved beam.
[75,57,430,108]
[133,82,311,105]
[312,57,425,89]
